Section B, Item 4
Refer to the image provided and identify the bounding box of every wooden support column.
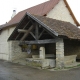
[56,38,64,68]
[35,23,39,40]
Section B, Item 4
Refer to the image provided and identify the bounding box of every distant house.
[0,0,80,62]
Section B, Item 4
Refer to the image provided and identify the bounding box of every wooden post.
[35,23,39,40]
[56,38,64,68]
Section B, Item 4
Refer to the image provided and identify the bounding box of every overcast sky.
[0,0,79,25]
[67,0,80,24]
[0,0,49,25]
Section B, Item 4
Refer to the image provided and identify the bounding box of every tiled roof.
[0,0,59,29]
[33,15,80,39]
[8,13,80,40]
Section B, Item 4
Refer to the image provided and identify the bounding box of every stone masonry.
[8,41,28,61]
[56,38,64,68]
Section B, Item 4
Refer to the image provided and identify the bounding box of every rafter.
[27,12,58,36]
[18,29,28,33]
[38,29,45,39]
[30,32,36,39]
[18,29,36,39]
[20,25,34,41]
[15,21,31,40]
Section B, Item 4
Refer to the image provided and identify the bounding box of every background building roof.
[0,0,59,29]
[1,0,80,30]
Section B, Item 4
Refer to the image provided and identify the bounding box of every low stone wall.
[64,55,77,65]
[26,58,56,68]
[8,41,30,61]
[32,54,55,59]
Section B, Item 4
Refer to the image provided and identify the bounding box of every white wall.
[0,27,15,60]
[47,0,76,25]
[0,26,29,61]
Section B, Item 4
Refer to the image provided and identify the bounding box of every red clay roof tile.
[0,0,60,29]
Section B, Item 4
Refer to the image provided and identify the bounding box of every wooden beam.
[23,20,31,29]
[35,24,39,40]
[18,29,36,39]
[20,25,33,41]
[18,29,28,33]
[15,21,31,40]
[19,39,60,45]
[27,12,58,36]
[38,29,45,39]
[30,32,36,39]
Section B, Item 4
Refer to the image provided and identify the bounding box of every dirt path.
[0,60,80,80]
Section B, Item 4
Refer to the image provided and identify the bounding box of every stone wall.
[64,39,80,59]
[47,0,76,25]
[56,39,64,68]
[8,41,29,61]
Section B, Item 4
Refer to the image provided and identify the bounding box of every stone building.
[0,0,80,62]
[8,13,80,68]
